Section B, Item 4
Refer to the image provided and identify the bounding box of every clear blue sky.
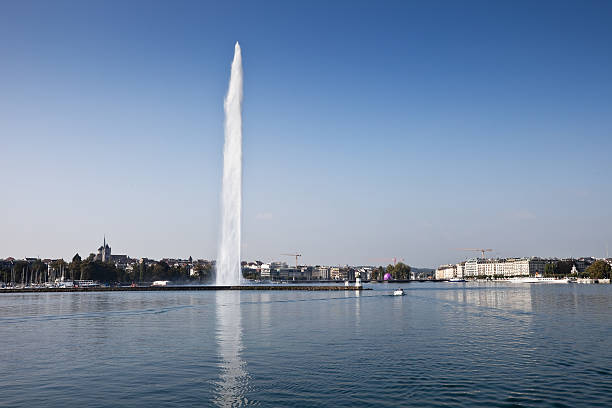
[1,0,611,267]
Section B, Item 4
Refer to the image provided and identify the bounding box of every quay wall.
[0,286,368,294]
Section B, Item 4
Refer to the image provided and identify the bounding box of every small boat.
[393,288,405,296]
[448,278,466,282]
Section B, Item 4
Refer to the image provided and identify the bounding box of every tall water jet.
[216,42,243,286]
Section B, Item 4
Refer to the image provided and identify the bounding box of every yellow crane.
[281,253,302,269]
[458,248,493,258]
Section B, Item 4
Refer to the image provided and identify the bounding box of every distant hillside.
[411,267,435,278]
[411,267,435,274]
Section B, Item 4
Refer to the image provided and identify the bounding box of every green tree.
[49,259,67,282]
[386,262,411,280]
[151,261,170,280]
[30,259,47,284]
[544,263,556,277]
[194,262,213,282]
[0,261,12,284]
[557,260,574,276]
[586,260,611,280]
[139,262,146,282]
[68,252,81,280]
[79,261,118,283]
[14,261,27,284]
[70,253,82,281]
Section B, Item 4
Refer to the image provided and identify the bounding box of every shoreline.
[0,285,369,293]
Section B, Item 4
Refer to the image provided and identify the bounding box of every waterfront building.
[436,264,456,280]
[139,258,156,267]
[299,266,313,280]
[270,261,288,270]
[456,262,465,278]
[111,254,130,269]
[278,267,297,280]
[357,267,372,280]
[464,259,479,277]
[260,264,271,279]
[511,258,546,276]
[242,262,260,276]
[328,267,353,281]
[337,267,355,281]
[574,257,595,273]
[460,257,548,278]
[312,266,330,280]
[160,258,192,268]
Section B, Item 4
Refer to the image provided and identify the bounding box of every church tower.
[97,236,112,263]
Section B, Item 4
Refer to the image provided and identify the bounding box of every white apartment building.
[436,262,467,280]
[260,264,271,279]
[436,264,456,280]
[456,262,465,278]
[464,259,479,277]
[313,267,330,280]
[461,258,547,278]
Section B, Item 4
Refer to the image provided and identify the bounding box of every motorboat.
[393,288,405,296]
[448,278,466,282]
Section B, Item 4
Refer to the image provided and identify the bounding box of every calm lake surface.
[1,282,611,407]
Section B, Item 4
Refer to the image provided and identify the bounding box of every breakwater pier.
[0,285,368,294]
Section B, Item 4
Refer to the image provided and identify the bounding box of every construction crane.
[368,257,405,266]
[458,248,493,258]
[281,253,302,268]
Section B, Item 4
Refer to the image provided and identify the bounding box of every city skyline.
[2,235,609,270]
[2,1,612,267]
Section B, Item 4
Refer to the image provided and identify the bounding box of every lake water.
[1,282,611,407]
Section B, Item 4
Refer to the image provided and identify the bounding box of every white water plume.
[216,42,243,286]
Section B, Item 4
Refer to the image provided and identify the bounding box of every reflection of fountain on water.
[354,291,361,330]
[214,291,249,407]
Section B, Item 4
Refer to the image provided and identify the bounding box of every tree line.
[369,262,412,280]
[544,259,611,279]
[0,253,215,285]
